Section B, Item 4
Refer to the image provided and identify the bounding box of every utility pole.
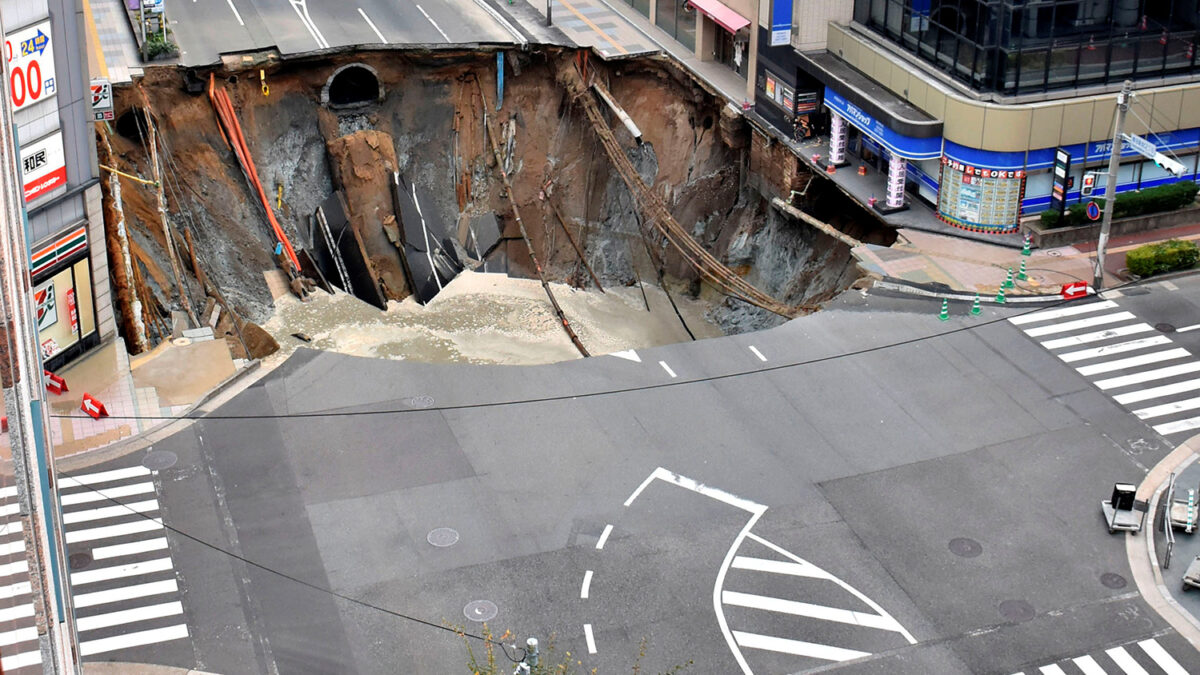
[148,117,199,328]
[1094,79,1133,291]
[0,11,80,673]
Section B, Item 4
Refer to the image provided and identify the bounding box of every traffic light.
[1153,152,1187,177]
[1081,172,1097,196]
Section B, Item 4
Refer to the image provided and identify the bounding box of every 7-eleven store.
[30,223,102,371]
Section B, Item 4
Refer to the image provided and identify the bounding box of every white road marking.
[0,539,22,557]
[1135,395,1200,419]
[0,603,34,623]
[469,0,526,45]
[0,650,40,670]
[1106,646,1149,674]
[583,623,597,654]
[1023,312,1137,337]
[1072,655,1106,675]
[357,8,388,43]
[748,346,767,362]
[62,499,159,524]
[746,533,917,644]
[595,524,613,550]
[1075,348,1190,376]
[1038,665,1067,675]
[1095,362,1200,390]
[1041,323,1154,350]
[65,518,163,544]
[1159,280,1179,291]
[59,481,155,506]
[732,631,869,661]
[1009,300,1118,325]
[0,485,16,499]
[1139,638,1188,675]
[0,581,31,600]
[60,466,151,487]
[73,579,179,608]
[224,0,245,25]
[659,361,677,378]
[1177,323,1200,333]
[1058,336,1173,362]
[581,570,593,599]
[0,625,36,647]
[610,349,641,362]
[624,467,765,513]
[92,537,170,560]
[79,624,189,656]
[71,557,174,585]
[731,555,831,580]
[722,591,904,632]
[1154,416,1200,435]
[1116,378,1200,405]
[0,503,18,517]
[0,560,30,579]
[76,601,184,632]
[288,0,329,49]
[416,4,451,41]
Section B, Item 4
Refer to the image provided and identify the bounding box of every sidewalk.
[82,0,145,84]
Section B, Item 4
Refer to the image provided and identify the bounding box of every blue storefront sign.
[1026,128,1200,170]
[770,0,792,46]
[823,87,942,160]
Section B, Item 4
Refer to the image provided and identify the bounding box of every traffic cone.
[1021,234,1032,257]
[996,285,1006,304]
[1017,258,1028,281]
[1003,267,1014,289]
[970,293,982,315]
[938,298,950,321]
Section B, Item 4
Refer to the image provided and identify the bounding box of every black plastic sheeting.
[390,173,462,304]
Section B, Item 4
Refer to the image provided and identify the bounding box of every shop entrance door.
[714,30,748,77]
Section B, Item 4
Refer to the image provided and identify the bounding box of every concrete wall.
[792,0,851,52]
[825,22,1200,153]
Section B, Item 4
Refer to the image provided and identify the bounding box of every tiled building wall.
[792,0,851,51]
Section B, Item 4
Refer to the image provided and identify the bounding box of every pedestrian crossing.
[1009,299,1200,438]
[1012,637,1189,674]
[0,464,189,672]
[719,532,915,673]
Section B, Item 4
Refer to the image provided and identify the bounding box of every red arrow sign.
[1061,282,1088,300]
[80,393,108,420]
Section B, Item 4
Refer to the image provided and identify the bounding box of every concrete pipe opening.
[115,107,149,141]
[323,64,384,109]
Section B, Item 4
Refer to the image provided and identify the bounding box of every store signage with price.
[4,19,57,113]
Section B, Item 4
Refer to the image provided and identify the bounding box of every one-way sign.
[1061,282,1088,299]
[1121,132,1157,160]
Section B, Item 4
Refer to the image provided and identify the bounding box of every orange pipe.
[207,75,301,269]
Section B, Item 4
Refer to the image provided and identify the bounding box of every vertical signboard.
[1050,148,1071,214]
[4,19,57,112]
[90,79,114,121]
[769,0,791,46]
[20,131,67,204]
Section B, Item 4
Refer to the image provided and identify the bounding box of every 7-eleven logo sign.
[33,281,57,330]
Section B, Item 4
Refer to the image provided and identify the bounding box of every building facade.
[754,0,1200,234]
[4,0,114,370]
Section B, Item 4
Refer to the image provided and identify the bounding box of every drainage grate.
[406,395,435,409]
[1100,572,1127,589]
[142,450,178,471]
[464,600,498,622]
[998,599,1035,622]
[948,537,982,558]
[1156,323,1176,333]
[68,552,93,570]
[427,528,459,547]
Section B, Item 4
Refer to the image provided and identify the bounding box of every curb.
[55,359,266,473]
[871,277,1068,303]
[1129,434,1200,650]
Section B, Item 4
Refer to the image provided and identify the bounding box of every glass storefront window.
[34,258,96,362]
[631,0,650,18]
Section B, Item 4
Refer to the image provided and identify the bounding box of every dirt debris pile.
[99,48,885,364]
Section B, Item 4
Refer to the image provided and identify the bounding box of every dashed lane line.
[748,346,767,362]
[584,623,597,654]
[595,524,613,550]
[357,8,388,43]
[659,361,677,378]
[581,570,593,599]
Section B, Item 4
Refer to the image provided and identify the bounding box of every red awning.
[687,0,751,34]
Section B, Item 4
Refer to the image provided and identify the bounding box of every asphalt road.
[168,0,532,66]
[62,279,1200,673]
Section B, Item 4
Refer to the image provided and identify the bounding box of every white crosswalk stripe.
[1010,300,1200,438]
[41,463,191,666]
[1013,637,1191,675]
[0,481,42,673]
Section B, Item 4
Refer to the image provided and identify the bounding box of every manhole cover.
[998,599,1035,623]
[406,395,435,409]
[1155,323,1176,333]
[1101,572,1128,589]
[948,537,982,558]
[68,552,92,570]
[427,528,459,547]
[464,600,497,622]
[142,450,178,471]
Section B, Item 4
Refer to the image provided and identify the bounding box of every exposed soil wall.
[105,47,879,349]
